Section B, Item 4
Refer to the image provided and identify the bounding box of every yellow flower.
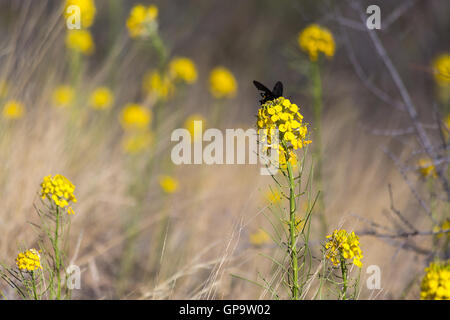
[256,97,311,170]
[40,174,77,214]
[418,158,437,179]
[298,24,335,62]
[159,175,179,194]
[249,229,270,246]
[2,100,25,120]
[209,67,237,99]
[283,216,305,234]
[325,229,363,268]
[119,103,151,131]
[89,87,114,110]
[126,4,158,38]
[64,0,97,28]
[169,57,198,84]
[52,85,75,108]
[432,54,450,86]
[265,189,282,204]
[420,260,450,300]
[143,70,174,100]
[16,249,42,272]
[122,130,154,154]
[184,114,206,142]
[66,29,95,55]
[433,219,450,240]
[0,79,8,98]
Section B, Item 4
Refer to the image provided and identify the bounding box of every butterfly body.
[253,80,283,104]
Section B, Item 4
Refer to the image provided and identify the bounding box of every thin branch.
[351,1,450,200]
[382,147,437,224]
[387,184,418,232]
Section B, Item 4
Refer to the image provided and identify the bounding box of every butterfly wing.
[272,81,283,97]
[253,80,272,94]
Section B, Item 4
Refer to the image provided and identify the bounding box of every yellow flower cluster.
[418,158,437,179]
[66,30,95,55]
[143,57,197,100]
[126,4,158,38]
[432,54,450,86]
[265,189,282,204]
[256,97,311,169]
[298,24,335,62]
[143,70,174,100]
[159,175,179,194]
[433,219,450,240]
[2,100,25,120]
[16,249,42,272]
[120,103,153,154]
[120,103,151,131]
[52,85,75,108]
[420,260,450,300]
[89,86,114,110]
[40,174,77,214]
[209,67,237,99]
[64,0,97,28]
[169,57,198,84]
[249,229,270,246]
[64,0,96,54]
[325,229,363,268]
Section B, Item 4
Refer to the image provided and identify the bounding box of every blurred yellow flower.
[249,229,270,246]
[298,24,335,62]
[432,54,450,86]
[40,174,77,213]
[325,229,363,268]
[2,100,25,120]
[0,79,8,98]
[420,260,450,300]
[120,103,151,131]
[143,70,174,100]
[284,216,305,233]
[89,86,114,110]
[265,189,282,204]
[169,57,198,84]
[418,158,437,179]
[52,85,75,108]
[209,67,237,99]
[66,29,95,55]
[16,249,42,272]
[122,130,154,154]
[126,4,158,38]
[159,175,179,194]
[184,114,206,141]
[433,219,450,240]
[64,0,97,28]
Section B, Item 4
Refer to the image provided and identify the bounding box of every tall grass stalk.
[287,160,299,299]
[310,60,327,237]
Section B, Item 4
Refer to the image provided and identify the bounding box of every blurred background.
[0,0,448,299]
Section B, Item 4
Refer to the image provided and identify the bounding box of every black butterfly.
[253,80,283,105]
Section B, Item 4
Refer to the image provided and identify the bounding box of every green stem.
[151,33,168,69]
[287,161,299,300]
[31,272,38,300]
[54,206,62,300]
[340,256,348,300]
